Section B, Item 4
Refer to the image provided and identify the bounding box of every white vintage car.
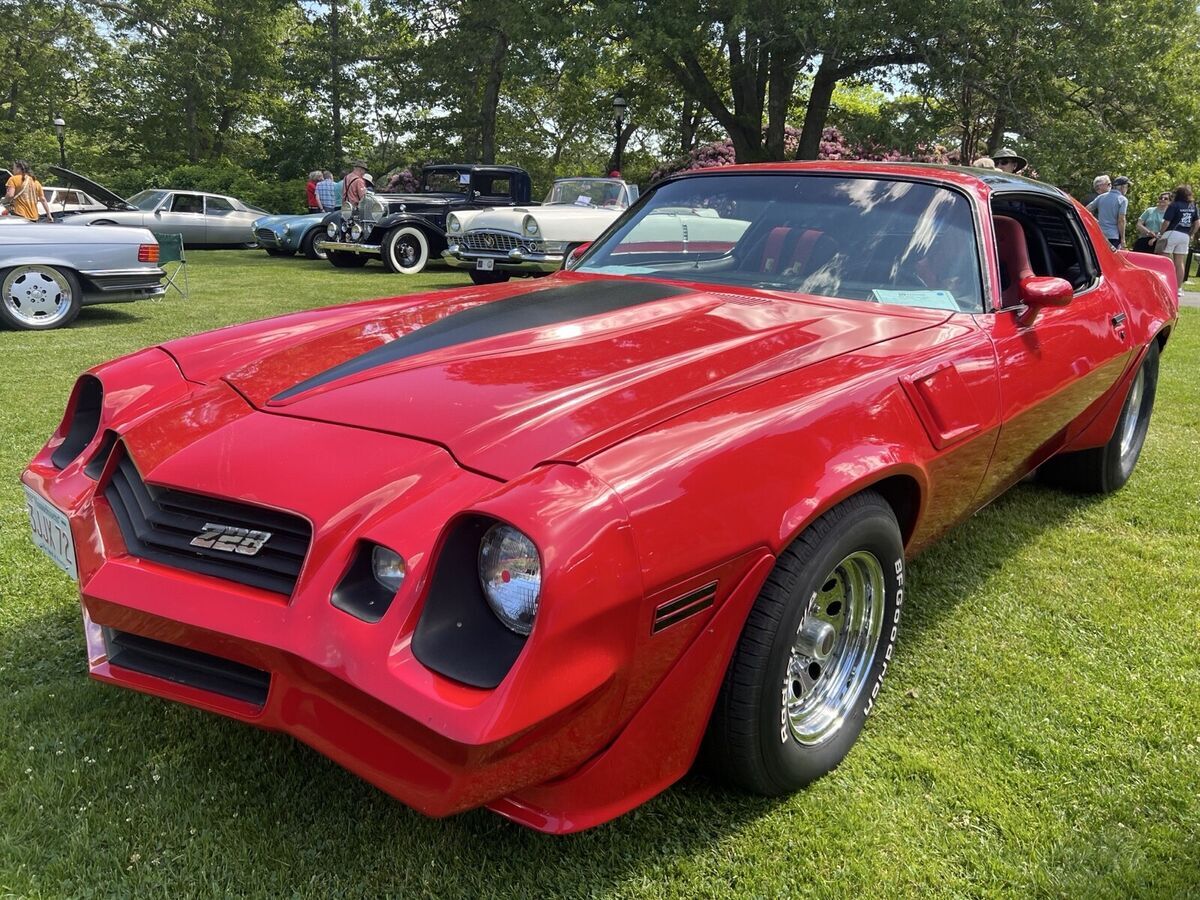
[442,177,639,283]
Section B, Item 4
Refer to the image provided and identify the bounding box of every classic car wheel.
[705,490,903,795]
[327,250,369,268]
[265,249,294,257]
[469,269,511,285]
[382,227,429,275]
[301,228,328,260]
[0,265,82,331]
[1040,339,1160,493]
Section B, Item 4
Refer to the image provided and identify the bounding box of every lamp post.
[53,115,66,167]
[612,95,628,175]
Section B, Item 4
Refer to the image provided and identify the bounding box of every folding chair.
[157,233,189,299]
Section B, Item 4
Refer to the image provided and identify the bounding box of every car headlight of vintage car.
[350,222,363,240]
[361,194,385,226]
[478,523,541,635]
[282,223,292,235]
[523,216,540,237]
[326,222,338,238]
[447,215,462,233]
[341,199,354,219]
[371,545,406,593]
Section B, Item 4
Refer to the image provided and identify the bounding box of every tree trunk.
[479,28,509,164]
[330,0,342,167]
[796,57,838,160]
[985,106,1007,155]
[680,99,700,154]
[765,55,797,160]
[605,121,637,174]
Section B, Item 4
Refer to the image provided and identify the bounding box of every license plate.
[476,258,494,271]
[24,486,77,581]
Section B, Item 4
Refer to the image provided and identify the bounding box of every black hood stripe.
[270,280,692,403]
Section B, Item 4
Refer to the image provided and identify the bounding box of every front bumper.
[316,240,380,255]
[442,244,562,274]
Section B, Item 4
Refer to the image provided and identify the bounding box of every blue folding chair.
[157,233,189,299]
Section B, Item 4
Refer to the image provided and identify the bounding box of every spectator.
[315,170,338,211]
[991,148,1027,174]
[305,170,321,212]
[344,160,369,206]
[1086,175,1129,249]
[1156,184,1198,295]
[972,157,997,169]
[1132,191,1171,253]
[363,173,375,192]
[4,160,55,222]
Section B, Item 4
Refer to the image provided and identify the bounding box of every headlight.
[448,216,461,233]
[350,222,363,240]
[371,546,406,593]
[361,194,385,225]
[478,523,541,635]
[523,216,540,236]
[326,222,337,238]
[341,200,353,218]
[283,223,292,235]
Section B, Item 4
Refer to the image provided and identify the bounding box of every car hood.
[254,213,324,230]
[168,274,950,480]
[47,165,134,211]
[467,205,617,229]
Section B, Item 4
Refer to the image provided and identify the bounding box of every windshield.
[545,179,630,209]
[578,173,983,312]
[422,171,470,194]
[128,190,168,210]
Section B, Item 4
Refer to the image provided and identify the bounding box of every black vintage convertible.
[318,164,533,274]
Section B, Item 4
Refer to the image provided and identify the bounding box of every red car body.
[21,163,1177,833]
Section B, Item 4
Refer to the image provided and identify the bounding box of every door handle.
[1111,312,1127,327]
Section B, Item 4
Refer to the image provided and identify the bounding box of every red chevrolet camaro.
[21,163,1178,833]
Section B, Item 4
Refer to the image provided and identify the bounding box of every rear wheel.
[1040,340,1159,493]
[381,227,430,274]
[327,250,369,268]
[705,491,904,794]
[469,268,511,285]
[0,265,83,331]
[301,228,328,260]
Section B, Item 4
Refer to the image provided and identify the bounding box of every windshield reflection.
[128,190,167,210]
[578,174,983,313]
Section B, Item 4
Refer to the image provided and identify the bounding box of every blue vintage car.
[251,213,328,260]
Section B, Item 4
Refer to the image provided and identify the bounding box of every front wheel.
[301,228,328,260]
[1040,340,1160,493]
[327,249,369,268]
[0,265,83,331]
[705,490,904,794]
[381,227,430,274]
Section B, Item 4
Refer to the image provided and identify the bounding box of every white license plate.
[24,485,77,581]
[476,258,494,271]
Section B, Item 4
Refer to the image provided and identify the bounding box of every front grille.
[106,629,271,707]
[104,452,312,596]
[255,228,279,245]
[462,231,541,253]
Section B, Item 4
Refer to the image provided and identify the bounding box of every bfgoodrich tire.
[1040,339,1160,494]
[381,227,430,274]
[327,250,369,268]
[705,490,905,795]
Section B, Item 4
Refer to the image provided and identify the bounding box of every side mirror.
[153,208,163,216]
[1017,275,1073,323]
[565,242,591,269]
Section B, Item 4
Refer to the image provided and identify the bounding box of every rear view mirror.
[1017,276,1073,323]
[565,242,591,269]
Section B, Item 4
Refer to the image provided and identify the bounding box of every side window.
[206,196,234,215]
[171,193,204,214]
[991,196,1098,307]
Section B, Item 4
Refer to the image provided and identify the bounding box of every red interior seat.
[994,215,1034,307]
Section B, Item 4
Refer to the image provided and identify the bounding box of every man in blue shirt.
[315,170,338,212]
[1086,175,1130,249]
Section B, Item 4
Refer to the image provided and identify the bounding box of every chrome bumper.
[317,240,381,255]
[442,245,562,274]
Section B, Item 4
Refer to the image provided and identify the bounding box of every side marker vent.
[653,581,718,634]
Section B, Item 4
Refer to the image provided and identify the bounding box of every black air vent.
[652,582,717,633]
[106,629,270,707]
[103,451,311,596]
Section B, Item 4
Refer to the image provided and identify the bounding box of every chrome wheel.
[1117,366,1146,460]
[784,550,886,746]
[2,266,75,328]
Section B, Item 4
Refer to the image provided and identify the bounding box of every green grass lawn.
[1,252,1197,898]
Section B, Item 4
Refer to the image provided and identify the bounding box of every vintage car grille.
[255,227,280,246]
[462,231,542,254]
[103,452,312,596]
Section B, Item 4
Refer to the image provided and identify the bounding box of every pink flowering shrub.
[650,127,956,182]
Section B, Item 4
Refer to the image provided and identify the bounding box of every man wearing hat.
[344,160,370,206]
[991,147,1028,174]
[1086,174,1130,249]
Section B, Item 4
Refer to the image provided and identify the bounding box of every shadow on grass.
[69,306,145,328]
[0,478,1116,893]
